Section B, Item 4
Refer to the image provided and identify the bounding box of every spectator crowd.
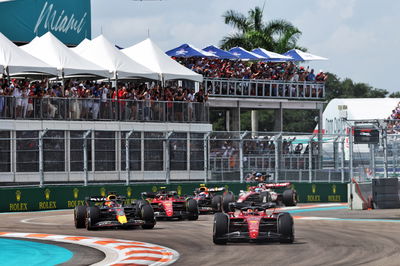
[174,58,328,82]
[0,79,208,121]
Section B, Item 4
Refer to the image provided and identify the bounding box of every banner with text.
[0,0,91,45]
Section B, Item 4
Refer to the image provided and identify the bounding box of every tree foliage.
[220,6,304,53]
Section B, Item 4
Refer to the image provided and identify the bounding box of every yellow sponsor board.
[328,195,341,202]
[307,195,321,202]
[67,200,86,208]
[39,201,57,210]
[9,203,28,211]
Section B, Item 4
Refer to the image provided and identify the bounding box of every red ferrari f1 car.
[236,182,297,207]
[213,202,294,244]
[141,188,199,220]
[74,193,156,230]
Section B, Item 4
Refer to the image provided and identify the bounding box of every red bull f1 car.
[213,202,294,244]
[74,193,156,230]
[142,188,199,220]
[193,185,235,213]
[236,182,297,207]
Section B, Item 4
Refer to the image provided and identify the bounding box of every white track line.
[0,232,179,266]
[20,214,71,225]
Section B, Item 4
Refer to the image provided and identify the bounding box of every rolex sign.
[0,0,91,45]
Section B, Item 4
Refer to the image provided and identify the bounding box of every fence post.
[382,126,388,178]
[125,130,135,186]
[274,133,282,183]
[203,132,211,183]
[38,129,48,187]
[308,135,315,183]
[341,137,345,183]
[349,128,354,181]
[239,131,248,183]
[83,130,91,186]
[165,132,173,184]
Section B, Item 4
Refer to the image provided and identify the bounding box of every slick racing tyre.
[222,192,235,213]
[213,213,229,245]
[74,205,86,229]
[211,195,222,212]
[86,206,100,231]
[136,200,150,217]
[187,199,199,220]
[278,212,294,243]
[282,189,297,206]
[141,204,156,229]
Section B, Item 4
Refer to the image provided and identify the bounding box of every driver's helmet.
[255,187,262,193]
[199,186,208,192]
[105,194,117,207]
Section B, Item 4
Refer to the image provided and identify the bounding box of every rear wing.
[85,195,127,203]
[260,182,292,189]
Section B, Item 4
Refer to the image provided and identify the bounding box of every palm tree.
[220,6,305,53]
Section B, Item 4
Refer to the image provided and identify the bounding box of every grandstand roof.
[323,98,400,122]
[21,32,109,78]
[73,35,159,80]
[0,32,56,76]
[123,38,203,82]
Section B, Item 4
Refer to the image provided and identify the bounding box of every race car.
[235,182,297,208]
[142,188,199,220]
[213,202,294,244]
[74,192,156,230]
[193,185,235,214]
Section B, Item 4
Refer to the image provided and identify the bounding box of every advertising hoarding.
[0,0,91,45]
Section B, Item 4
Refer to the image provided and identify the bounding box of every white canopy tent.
[0,32,56,76]
[21,32,110,78]
[322,98,400,134]
[73,35,159,80]
[122,38,203,82]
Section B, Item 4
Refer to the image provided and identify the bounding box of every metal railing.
[0,96,209,123]
[204,78,325,99]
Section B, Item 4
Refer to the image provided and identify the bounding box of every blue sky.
[92,0,400,93]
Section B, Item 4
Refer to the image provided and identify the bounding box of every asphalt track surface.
[2,205,400,266]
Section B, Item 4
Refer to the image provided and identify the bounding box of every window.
[43,131,65,172]
[70,131,92,171]
[170,133,187,170]
[190,133,204,170]
[121,132,141,171]
[16,131,38,172]
[0,131,10,172]
[95,131,115,171]
[144,132,163,171]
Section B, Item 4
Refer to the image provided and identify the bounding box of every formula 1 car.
[142,188,199,220]
[193,185,235,214]
[213,202,294,244]
[235,182,297,207]
[74,192,156,230]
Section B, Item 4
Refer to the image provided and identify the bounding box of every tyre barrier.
[372,178,400,209]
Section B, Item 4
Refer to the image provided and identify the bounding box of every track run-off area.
[1,203,400,266]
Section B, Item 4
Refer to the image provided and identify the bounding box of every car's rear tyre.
[211,195,222,212]
[74,205,86,229]
[222,192,235,213]
[136,200,149,216]
[278,212,294,243]
[187,199,199,220]
[213,213,229,245]
[86,206,100,231]
[141,204,156,229]
[259,191,271,204]
[282,189,297,206]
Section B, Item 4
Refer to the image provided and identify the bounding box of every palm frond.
[223,10,250,33]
